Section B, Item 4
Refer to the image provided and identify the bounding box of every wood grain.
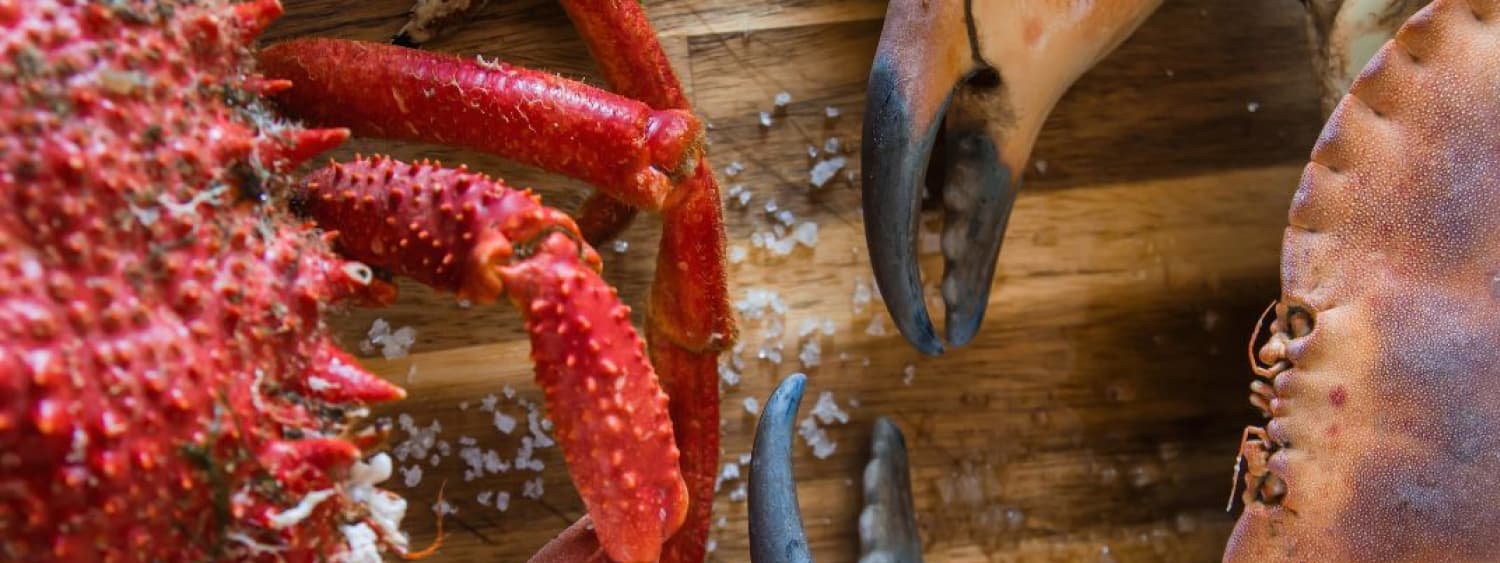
[263,1,1323,561]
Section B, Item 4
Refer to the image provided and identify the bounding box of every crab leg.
[298,155,687,563]
[258,39,704,212]
[555,4,735,560]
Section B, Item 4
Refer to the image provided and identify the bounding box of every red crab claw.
[861,0,1161,355]
[297,155,688,563]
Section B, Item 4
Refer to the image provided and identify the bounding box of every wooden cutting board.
[265,1,1323,561]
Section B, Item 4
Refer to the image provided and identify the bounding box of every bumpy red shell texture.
[0,1,408,560]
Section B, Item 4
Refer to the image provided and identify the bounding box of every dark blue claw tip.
[750,373,813,563]
[863,56,953,357]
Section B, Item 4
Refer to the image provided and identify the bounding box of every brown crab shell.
[1227,0,1500,560]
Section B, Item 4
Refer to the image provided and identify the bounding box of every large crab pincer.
[861,0,1161,354]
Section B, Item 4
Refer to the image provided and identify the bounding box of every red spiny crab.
[0,1,730,561]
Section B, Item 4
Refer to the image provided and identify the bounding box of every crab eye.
[342,262,374,286]
[1286,307,1314,338]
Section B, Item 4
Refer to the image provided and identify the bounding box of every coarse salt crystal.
[480,394,498,412]
[477,490,493,505]
[401,465,423,488]
[794,221,819,247]
[773,91,792,113]
[728,484,748,502]
[743,396,760,415]
[724,161,745,177]
[824,137,841,155]
[902,363,916,386]
[495,491,511,511]
[522,477,545,499]
[759,111,773,128]
[611,240,629,254]
[809,156,846,188]
[799,339,822,368]
[825,106,841,120]
[493,411,516,434]
[866,315,888,336]
[811,391,849,424]
[728,245,748,264]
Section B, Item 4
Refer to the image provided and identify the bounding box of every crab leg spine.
[259,39,702,211]
[297,155,687,563]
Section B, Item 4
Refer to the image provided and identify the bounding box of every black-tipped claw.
[749,373,813,563]
[859,417,923,563]
[861,0,1161,354]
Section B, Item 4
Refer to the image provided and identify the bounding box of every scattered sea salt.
[809,156,847,188]
[759,111,773,128]
[806,145,820,160]
[528,410,556,448]
[773,91,792,114]
[611,240,629,254]
[793,222,819,248]
[728,245,748,264]
[724,161,745,177]
[1247,101,1260,113]
[706,538,719,553]
[477,490,493,505]
[365,319,418,359]
[401,465,423,488]
[719,363,741,387]
[866,315,888,336]
[743,397,760,415]
[493,411,516,434]
[799,339,822,368]
[1035,160,1049,174]
[739,453,752,465]
[823,137,841,155]
[797,416,837,459]
[522,477,545,499]
[433,500,457,516]
[902,363,916,386]
[495,491,511,511]
[480,394,498,412]
[824,106,841,121]
[728,484,748,502]
[811,391,850,425]
[503,384,516,399]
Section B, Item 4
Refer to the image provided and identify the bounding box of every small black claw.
[859,417,923,563]
[749,373,814,563]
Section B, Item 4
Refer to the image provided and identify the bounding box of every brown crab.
[1232,0,1500,559]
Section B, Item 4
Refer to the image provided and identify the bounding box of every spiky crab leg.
[259,39,703,212]
[557,3,735,560]
[264,11,734,558]
[298,155,687,563]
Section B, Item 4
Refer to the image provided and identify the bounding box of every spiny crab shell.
[1232,0,1500,559]
[1,1,413,559]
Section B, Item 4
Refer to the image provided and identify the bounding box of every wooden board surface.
[264,2,1324,561]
